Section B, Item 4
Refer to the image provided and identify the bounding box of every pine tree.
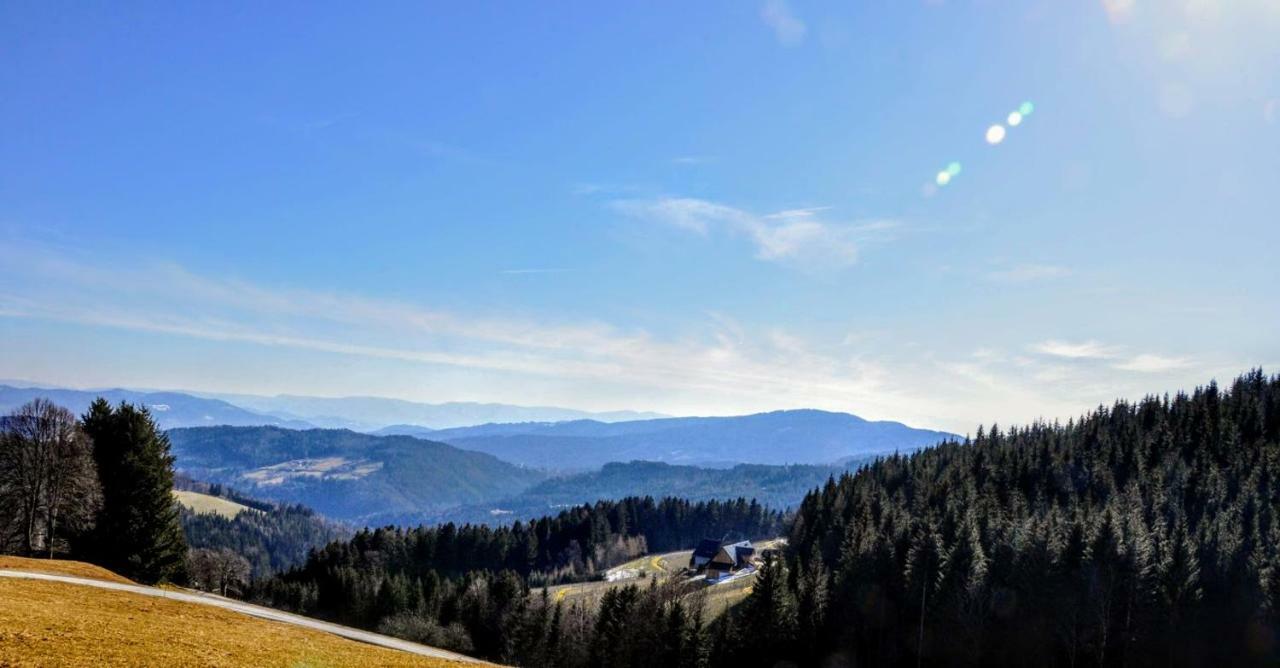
[738,552,798,663]
[81,399,188,583]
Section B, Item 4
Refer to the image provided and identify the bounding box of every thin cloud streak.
[1032,339,1122,359]
[612,196,896,270]
[0,244,1236,434]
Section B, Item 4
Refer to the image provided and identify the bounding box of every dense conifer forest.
[739,370,1280,667]
[180,504,350,578]
[251,496,783,661]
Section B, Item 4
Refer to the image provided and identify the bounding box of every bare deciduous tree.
[0,399,100,557]
[188,547,251,597]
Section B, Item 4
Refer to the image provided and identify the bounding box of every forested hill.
[430,459,869,525]
[166,426,546,523]
[738,370,1280,667]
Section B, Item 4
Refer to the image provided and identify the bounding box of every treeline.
[180,503,351,579]
[251,496,783,662]
[713,369,1280,667]
[278,496,779,585]
[0,398,188,584]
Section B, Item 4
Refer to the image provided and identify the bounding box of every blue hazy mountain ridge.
[202,392,668,430]
[166,425,547,524]
[425,409,958,469]
[0,384,313,430]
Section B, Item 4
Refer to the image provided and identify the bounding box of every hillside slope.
[432,459,870,525]
[429,409,956,468]
[167,426,546,523]
[0,557,476,667]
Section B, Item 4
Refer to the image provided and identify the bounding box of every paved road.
[0,569,485,664]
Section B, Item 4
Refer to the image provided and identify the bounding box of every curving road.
[0,569,486,665]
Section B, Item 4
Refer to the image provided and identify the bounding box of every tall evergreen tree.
[81,399,188,583]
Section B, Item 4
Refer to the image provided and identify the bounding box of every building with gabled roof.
[688,538,756,582]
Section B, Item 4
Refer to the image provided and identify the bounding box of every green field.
[173,490,261,519]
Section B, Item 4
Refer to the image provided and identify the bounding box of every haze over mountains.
[6,382,958,524]
[162,412,954,523]
[0,384,313,430]
[423,410,956,468]
[0,384,666,431]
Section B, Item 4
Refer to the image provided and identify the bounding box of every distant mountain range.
[166,426,547,524]
[425,409,956,468]
[7,383,958,525]
[0,384,666,431]
[0,384,311,431]
[199,392,667,430]
[161,413,952,524]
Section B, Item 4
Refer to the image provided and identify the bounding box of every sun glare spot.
[1007,111,1023,126]
[986,124,1006,145]
[936,171,952,186]
[1102,0,1135,24]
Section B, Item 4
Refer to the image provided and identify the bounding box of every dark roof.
[692,538,722,559]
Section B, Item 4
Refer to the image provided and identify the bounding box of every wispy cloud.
[760,0,807,46]
[672,155,716,165]
[1113,354,1192,373]
[987,264,1071,282]
[0,242,929,422]
[1032,339,1121,359]
[1032,339,1194,374]
[612,197,895,270]
[0,242,1234,435]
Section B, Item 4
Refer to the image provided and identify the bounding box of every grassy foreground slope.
[0,555,134,584]
[0,558,469,668]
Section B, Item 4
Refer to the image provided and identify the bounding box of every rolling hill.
[427,409,956,469]
[166,426,547,524]
[427,459,873,525]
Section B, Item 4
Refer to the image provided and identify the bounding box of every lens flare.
[1019,101,1034,116]
[936,171,952,186]
[1007,111,1023,126]
[946,162,962,177]
[986,124,1006,145]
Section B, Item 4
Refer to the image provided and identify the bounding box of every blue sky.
[2,0,1278,433]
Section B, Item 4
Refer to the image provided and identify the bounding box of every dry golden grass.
[0,556,134,584]
[173,489,259,519]
[0,578,471,667]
